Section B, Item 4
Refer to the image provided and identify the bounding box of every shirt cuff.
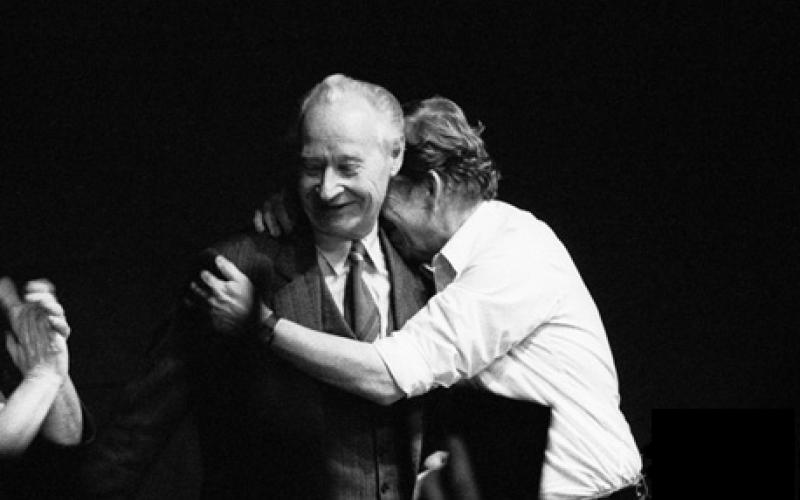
[373,334,434,398]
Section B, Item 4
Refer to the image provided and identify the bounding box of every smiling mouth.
[320,202,353,211]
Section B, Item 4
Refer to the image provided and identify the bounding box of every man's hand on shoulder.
[253,189,297,237]
[188,255,256,335]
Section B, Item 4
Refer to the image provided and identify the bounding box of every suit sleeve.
[77,235,275,499]
[77,315,197,500]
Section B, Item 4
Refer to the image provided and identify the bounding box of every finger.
[186,285,217,311]
[0,276,22,310]
[14,303,36,344]
[189,281,214,303]
[24,293,64,315]
[253,209,266,233]
[25,279,56,295]
[199,270,226,299]
[48,315,71,338]
[264,209,282,238]
[214,255,246,282]
[23,303,40,354]
[423,451,449,471]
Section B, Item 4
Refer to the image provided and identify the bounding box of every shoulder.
[208,231,283,263]
[483,201,561,246]
[199,228,316,292]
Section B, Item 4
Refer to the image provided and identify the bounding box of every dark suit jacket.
[81,224,430,500]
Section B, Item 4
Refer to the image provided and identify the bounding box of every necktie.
[345,240,381,343]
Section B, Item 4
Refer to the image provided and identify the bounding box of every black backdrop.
[2,2,798,497]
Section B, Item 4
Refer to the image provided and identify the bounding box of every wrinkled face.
[299,98,400,242]
[381,176,440,263]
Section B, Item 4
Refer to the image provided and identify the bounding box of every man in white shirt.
[201,96,646,499]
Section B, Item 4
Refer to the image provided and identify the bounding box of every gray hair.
[402,96,499,201]
[296,73,404,155]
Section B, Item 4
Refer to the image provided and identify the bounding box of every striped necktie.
[345,240,381,343]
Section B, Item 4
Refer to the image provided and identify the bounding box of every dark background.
[2,1,798,497]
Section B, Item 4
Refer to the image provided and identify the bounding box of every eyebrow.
[336,154,363,162]
[300,153,363,162]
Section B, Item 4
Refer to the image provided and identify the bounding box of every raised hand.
[189,255,256,334]
[0,278,82,453]
[1,278,70,340]
[5,301,69,381]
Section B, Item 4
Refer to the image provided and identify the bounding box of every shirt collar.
[432,200,491,277]
[316,223,382,277]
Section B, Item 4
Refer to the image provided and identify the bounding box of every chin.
[316,220,371,241]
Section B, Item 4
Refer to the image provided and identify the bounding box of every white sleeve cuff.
[373,334,435,398]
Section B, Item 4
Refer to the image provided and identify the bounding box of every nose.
[318,166,344,202]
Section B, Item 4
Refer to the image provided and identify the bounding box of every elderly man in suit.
[82,74,430,500]
[206,96,645,500]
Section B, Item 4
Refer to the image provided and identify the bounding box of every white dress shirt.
[316,224,391,338]
[374,201,642,499]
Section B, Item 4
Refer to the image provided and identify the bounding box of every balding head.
[298,74,404,158]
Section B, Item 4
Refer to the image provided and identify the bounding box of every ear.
[388,138,404,177]
[427,170,444,210]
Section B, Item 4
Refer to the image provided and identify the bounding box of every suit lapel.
[380,229,428,328]
[271,230,355,339]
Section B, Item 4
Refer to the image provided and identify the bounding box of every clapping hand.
[1,278,71,380]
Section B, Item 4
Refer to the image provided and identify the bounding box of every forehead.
[301,98,385,157]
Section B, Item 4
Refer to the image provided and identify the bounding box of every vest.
[318,273,418,500]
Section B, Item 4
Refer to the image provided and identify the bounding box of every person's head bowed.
[400,96,499,203]
[380,96,501,261]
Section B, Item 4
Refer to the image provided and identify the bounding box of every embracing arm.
[189,255,405,405]
[268,312,405,406]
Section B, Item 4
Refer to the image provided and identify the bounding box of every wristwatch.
[256,307,280,348]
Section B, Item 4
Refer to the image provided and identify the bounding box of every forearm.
[0,369,63,456]
[41,376,83,446]
[269,318,405,406]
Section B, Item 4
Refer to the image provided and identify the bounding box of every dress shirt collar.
[316,223,383,276]
[432,200,491,279]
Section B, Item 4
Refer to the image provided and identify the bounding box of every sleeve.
[374,240,564,397]
[78,235,273,499]
[77,317,196,499]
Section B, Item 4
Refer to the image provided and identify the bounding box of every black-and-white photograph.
[1,2,797,499]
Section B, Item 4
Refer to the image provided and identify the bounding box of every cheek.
[298,176,316,196]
